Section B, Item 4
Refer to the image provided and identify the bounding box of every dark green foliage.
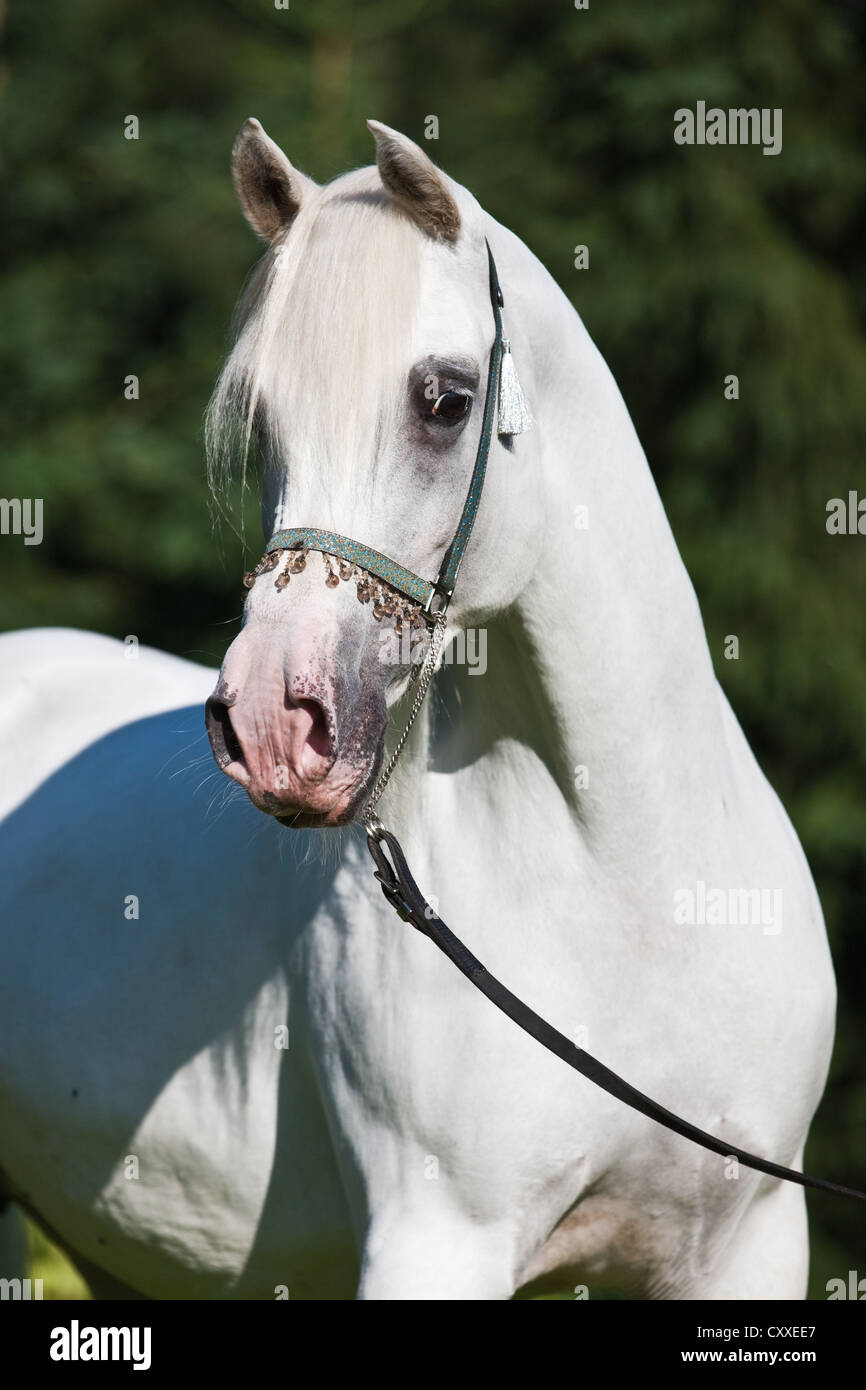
[1,0,864,1297]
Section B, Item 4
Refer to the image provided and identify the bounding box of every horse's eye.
[431,390,470,423]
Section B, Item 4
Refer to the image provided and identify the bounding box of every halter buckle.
[375,876,415,922]
[423,583,453,623]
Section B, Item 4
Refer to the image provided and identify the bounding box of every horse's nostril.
[205,696,246,771]
[293,697,333,761]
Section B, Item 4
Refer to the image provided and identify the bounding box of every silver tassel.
[497,338,532,437]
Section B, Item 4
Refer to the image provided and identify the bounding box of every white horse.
[0,120,836,1300]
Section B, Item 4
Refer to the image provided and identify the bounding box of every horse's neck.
[389,261,732,871]
[517,293,729,857]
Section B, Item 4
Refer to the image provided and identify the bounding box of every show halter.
[247,241,508,626]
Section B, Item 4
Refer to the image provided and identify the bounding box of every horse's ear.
[367,120,461,243]
[232,118,315,244]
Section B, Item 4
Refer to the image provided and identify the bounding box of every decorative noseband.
[243,535,430,638]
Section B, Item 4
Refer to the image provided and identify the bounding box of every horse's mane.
[206,166,421,523]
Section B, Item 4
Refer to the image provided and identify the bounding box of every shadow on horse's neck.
[421,573,726,874]
[429,605,562,784]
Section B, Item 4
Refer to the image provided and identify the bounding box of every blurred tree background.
[1,0,864,1298]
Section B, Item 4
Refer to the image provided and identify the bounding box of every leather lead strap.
[366,827,866,1204]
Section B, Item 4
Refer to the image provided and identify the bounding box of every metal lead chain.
[362,610,449,836]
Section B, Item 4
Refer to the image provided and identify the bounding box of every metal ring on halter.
[363,812,386,842]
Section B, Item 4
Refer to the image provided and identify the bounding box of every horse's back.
[0,628,216,819]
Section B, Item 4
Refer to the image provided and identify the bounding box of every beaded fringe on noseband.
[243,548,430,640]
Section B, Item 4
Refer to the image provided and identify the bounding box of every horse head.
[205,119,540,826]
